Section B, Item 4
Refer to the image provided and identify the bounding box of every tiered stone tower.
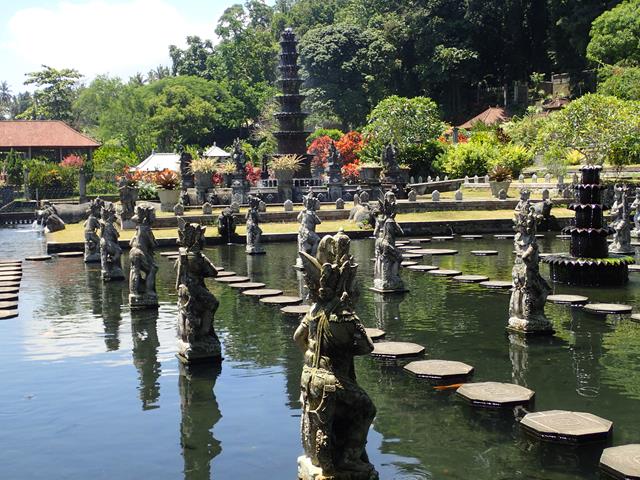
[274,28,311,177]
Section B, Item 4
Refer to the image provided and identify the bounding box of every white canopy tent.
[203,144,230,158]
[134,152,181,171]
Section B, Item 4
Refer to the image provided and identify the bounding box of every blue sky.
[0,0,253,93]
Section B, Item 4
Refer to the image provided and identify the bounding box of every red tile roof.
[0,120,100,148]
[458,107,511,129]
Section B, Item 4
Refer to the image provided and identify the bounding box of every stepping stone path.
[404,360,473,384]
[631,314,640,322]
[600,444,640,479]
[411,248,458,256]
[408,238,431,244]
[215,271,236,277]
[406,265,438,272]
[461,235,483,240]
[0,286,19,294]
[0,310,18,320]
[547,294,589,306]
[457,382,534,408]
[215,275,250,284]
[160,251,180,257]
[629,265,640,272]
[453,274,489,283]
[402,253,423,259]
[395,241,410,246]
[57,252,84,257]
[229,282,265,290]
[365,328,385,341]
[520,410,612,444]
[471,250,498,256]
[432,236,454,241]
[371,341,425,359]
[280,304,310,316]
[494,234,515,239]
[25,255,52,261]
[259,295,303,306]
[399,246,420,251]
[0,293,18,301]
[0,282,20,288]
[242,288,283,298]
[479,280,512,290]
[401,261,418,267]
[0,276,21,282]
[0,301,19,310]
[429,269,462,277]
[583,303,633,315]
[557,234,571,239]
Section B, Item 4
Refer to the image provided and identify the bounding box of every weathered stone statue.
[232,138,247,175]
[100,203,125,281]
[175,218,221,363]
[295,189,322,268]
[294,231,377,480]
[372,191,406,292]
[349,190,373,228]
[37,202,65,233]
[260,154,269,180]
[84,198,103,262]
[217,207,236,243]
[245,195,265,254]
[118,176,138,229]
[610,185,633,254]
[508,199,553,334]
[631,188,640,238]
[129,204,159,309]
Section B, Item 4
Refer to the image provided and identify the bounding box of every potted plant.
[488,165,513,198]
[190,157,217,190]
[270,154,303,184]
[154,168,181,211]
[358,161,383,182]
[217,161,236,187]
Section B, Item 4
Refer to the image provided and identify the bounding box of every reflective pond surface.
[1,225,640,479]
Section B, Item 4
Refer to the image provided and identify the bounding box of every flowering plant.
[245,162,261,186]
[336,131,364,163]
[153,168,181,190]
[307,135,334,168]
[60,154,85,169]
[341,159,360,183]
[212,172,224,186]
[218,161,236,175]
[270,154,303,174]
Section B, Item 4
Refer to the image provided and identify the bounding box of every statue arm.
[293,317,309,352]
[352,319,374,356]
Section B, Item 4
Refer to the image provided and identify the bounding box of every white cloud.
[4,0,214,85]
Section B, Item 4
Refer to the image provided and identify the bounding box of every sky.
[0,0,250,93]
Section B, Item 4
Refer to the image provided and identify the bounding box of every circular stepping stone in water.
[0,265,22,270]
[520,410,612,444]
[411,248,458,256]
[0,310,18,320]
[215,275,250,284]
[0,301,19,310]
[242,288,283,298]
[57,251,84,258]
[600,444,640,479]
[404,359,474,383]
[461,235,483,240]
[0,286,19,294]
[0,293,18,301]
[453,274,489,283]
[429,269,462,277]
[494,234,515,239]
[401,261,418,267]
[229,282,265,290]
[535,234,545,239]
[479,280,512,290]
[538,252,552,258]
[365,328,385,341]
[25,255,52,261]
[371,341,425,359]
[471,250,498,256]
[547,294,589,306]
[402,253,423,259]
[631,314,640,323]
[628,265,640,272]
[259,295,302,306]
[432,236,454,241]
[0,259,21,264]
[160,251,180,257]
[406,265,438,272]
[399,245,420,251]
[281,304,310,316]
[215,271,236,277]
[457,382,534,408]
[409,238,431,243]
[583,303,633,315]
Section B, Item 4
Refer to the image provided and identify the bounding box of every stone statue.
[37,202,65,233]
[129,204,158,309]
[508,199,553,334]
[175,218,221,363]
[381,143,402,184]
[260,154,269,180]
[100,203,125,281]
[294,231,377,480]
[610,185,633,254]
[118,176,138,229]
[349,190,373,227]
[217,207,236,243]
[245,194,265,254]
[173,201,185,216]
[295,189,322,267]
[631,188,640,238]
[372,191,406,292]
[232,138,246,175]
[84,198,103,263]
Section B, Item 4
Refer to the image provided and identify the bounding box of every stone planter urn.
[158,188,180,212]
[359,166,382,183]
[490,181,511,198]
[194,172,214,190]
[275,170,294,201]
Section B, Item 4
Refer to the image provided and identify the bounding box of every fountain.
[544,165,633,286]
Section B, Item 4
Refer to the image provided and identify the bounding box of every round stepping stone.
[461,235,483,240]
[494,234,515,239]
[402,253,423,259]
[480,280,512,290]
[471,250,498,256]
[409,238,431,243]
[398,245,419,251]
[583,303,633,315]
[160,251,180,257]
[259,295,302,306]
[365,328,386,341]
[0,301,18,310]
[25,255,52,261]
[600,444,640,479]
[411,248,458,256]
[229,282,265,290]
[0,266,21,271]
[457,382,534,408]
[547,294,589,306]
[538,252,552,258]
[281,304,310,316]
[0,286,19,294]
[395,240,410,246]
[242,288,283,298]
[0,259,21,264]
[429,269,462,277]
[407,264,438,272]
[453,274,489,283]
[535,234,545,239]
[0,310,18,320]
[628,265,640,272]
[404,359,474,383]
[432,236,454,241]
[57,251,84,258]
[215,271,236,277]
[215,275,250,284]
[521,410,612,444]
[401,261,418,267]
[370,341,425,359]
[0,293,18,301]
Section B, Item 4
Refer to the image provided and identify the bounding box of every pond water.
[1,225,640,480]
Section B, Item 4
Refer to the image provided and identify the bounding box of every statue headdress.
[177,217,206,252]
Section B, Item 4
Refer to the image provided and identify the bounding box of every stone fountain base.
[544,254,633,287]
[507,316,554,335]
[297,455,378,480]
[129,293,159,310]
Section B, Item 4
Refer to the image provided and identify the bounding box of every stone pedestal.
[177,337,222,365]
[129,293,159,310]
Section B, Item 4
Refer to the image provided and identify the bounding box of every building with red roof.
[457,106,511,129]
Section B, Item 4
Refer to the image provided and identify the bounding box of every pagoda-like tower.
[274,28,311,177]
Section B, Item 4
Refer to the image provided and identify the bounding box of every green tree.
[587,0,640,66]
[18,65,82,123]
[597,65,640,100]
[0,81,12,118]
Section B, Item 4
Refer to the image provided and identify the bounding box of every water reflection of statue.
[245,194,265,254]
[631,187,640,237]
[295,189,322,268]
[294,231,377,480]
[129,205,159,309]
[610,185,633,254]
[100,203,125,281]
[117,176,138,227]
[84,198,104,263]
[373,191,405,292]
[131,309,161,410]
[179,363,222,480]
[175,218,221,364]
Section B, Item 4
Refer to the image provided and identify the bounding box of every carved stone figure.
[349,190,373,227]
[295,189,322,267]
[381,143,402,183]
[84,198,104,262]
[508,198,553,334]
[372,191,406,292]
[37,202,65,232]
[294,231,377,480]
[100,203,125,281]
[610,185,633,254]
[174,201,185,216]
[407,189,417,202]
[202,202,213,215]
[631,188,640,237]
[118,177,138,229]
[232,138,247,174]
[217,207,236,243]
[175,218,221,363]
[245,195,265,254]
[129,205,158,309]
[260,154,269,180]
[335,198,345,210]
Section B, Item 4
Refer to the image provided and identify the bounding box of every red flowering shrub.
[60,154,85,169]
[307,135,334,168]
[341,159,360,183]
[245,162,261,186]
[212,172,223,186]
[336,131,364,163]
